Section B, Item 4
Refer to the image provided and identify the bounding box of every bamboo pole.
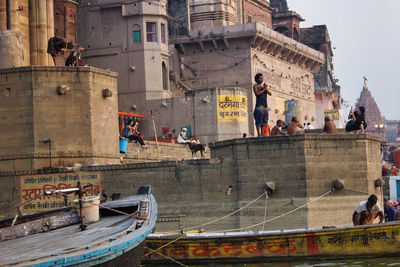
[151,110,160,161]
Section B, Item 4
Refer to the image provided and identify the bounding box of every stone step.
[121,140,209,163]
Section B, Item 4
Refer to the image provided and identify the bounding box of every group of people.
[252,115,337,137]
[123,120,147,149]
[252,72,366,136]
[123,122,194,146]
[382,164,399,176]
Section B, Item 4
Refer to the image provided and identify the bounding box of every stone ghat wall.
[0,134,382,232]
[210,134,382,228]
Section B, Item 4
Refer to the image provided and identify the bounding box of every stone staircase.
[121,140,209,163]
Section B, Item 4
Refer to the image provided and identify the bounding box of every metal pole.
[6,0,10,30]
[48,138,52,168]
[78,182,87,231]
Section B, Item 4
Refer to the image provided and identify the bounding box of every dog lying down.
[188,141,206,159]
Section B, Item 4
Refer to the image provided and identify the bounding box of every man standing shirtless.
[253,73,272,137]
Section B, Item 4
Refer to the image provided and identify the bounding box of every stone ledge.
[209,133,382,149]
[0,66,118,77]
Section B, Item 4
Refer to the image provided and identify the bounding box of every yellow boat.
[143,222,400,264]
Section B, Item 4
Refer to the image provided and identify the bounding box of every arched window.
[293,28,299,41]
[132,24,141,43]
[162,62,168,90]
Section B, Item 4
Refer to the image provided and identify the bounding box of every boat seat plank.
[0,215,135,265]
[101,195,146,209]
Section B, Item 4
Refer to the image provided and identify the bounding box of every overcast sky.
[287,0,400,120]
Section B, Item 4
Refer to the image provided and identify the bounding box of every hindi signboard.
[217,95,248,122]
[19,172,101,215]
[324,109,340,121]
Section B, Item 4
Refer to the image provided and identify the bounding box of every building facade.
[0,0,55,66]
[301,25,342,128]
[170,23,324,136]
[78,0,170,110]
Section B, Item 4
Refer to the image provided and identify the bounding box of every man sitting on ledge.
[323,115,337,134]
[270,120,287,136]
[177,128,190,144]
[287,117,303,135]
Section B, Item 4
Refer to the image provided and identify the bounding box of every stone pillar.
[19,0,30,65]
[0,30,24,68]
[10,0,19,30]
[29,0,54,65]
[0,0,6,30]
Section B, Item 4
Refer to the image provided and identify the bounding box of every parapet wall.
[0,134,382,232]
[0,66,119,172]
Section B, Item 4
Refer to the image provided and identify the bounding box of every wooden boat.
[143,222,400,264]
[0,185,157,267]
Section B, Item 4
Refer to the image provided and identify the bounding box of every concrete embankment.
[0,134,382,232]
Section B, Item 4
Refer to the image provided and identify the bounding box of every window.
[161,23,166,43]
[146,22,157,42]
[132,31,141,43]
[132,24,141,43]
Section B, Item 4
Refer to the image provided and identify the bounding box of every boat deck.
[0,215,134,265]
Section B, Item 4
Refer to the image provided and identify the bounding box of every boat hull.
[0,187,157,267]
[143,222,400,264]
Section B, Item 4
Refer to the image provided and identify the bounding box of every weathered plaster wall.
[0,66,119,172]
[136,87,248,144]
[251,49,316,127]
[0,134,383,232]
[0,30,24,68]
[243,0,272,27]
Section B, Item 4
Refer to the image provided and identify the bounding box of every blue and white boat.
[0,185,157,267]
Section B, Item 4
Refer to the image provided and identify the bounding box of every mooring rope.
[144,246,189,267]
[145,189,333,259]
[143,236,184,257]
[262,190,269,231]
[207,189,333,233]
[58,192,137,218]
[161,190,267,235]
[343,187,370,195]
[4,193,45,213]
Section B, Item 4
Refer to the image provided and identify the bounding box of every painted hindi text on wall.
[217,95,248,122]
[19,172,101,215]
[324,109,339,120]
